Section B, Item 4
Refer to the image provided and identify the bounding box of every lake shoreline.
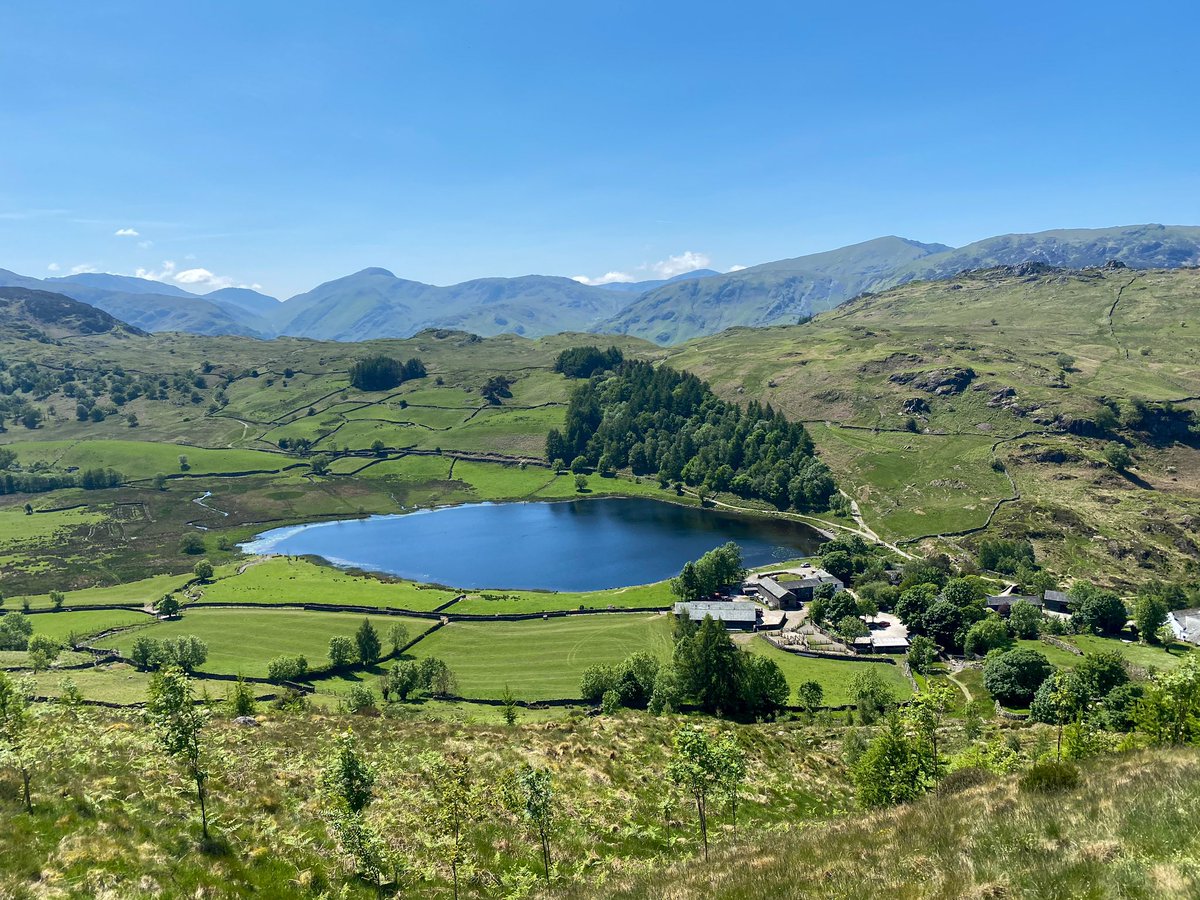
[239,495,826,592]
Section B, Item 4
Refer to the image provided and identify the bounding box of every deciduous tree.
[146,667,212,840]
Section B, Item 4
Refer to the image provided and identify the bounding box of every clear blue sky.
[1,0,1196,298]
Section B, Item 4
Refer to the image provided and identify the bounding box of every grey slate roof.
[673,601,760,623]
[1169,608,1200,644]
[986,594,1043,608]
[758,577,794,600]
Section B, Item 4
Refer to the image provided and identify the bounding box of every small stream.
[189,491,229,530]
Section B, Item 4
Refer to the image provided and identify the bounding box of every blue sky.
[1,0,1196,298]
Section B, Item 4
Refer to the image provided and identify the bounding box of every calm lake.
[241,497,825,591]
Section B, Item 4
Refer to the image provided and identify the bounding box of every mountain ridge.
[602,224,1200,343]
[4,223,1199,344]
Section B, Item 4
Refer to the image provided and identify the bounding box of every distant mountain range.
[2,224,1197,345]
[604,224,1200,343]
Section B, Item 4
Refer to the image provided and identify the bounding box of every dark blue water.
[241,498,824,591]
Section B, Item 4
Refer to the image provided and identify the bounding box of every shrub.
[1019,760,1080,794]
[227,676,257,718]
[982,647,1053,706]
[344,683,378,715]
[267,654,309,683]
[180,534,205,555]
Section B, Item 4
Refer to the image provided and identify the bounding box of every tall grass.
[597,749,1200,899]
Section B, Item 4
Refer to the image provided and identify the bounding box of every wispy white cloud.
[726,264,747,273]
[571,271,634,286]
[47,262,60,272]
[174,267,236,290]
[114,227,140,237]
[137,240,154,249]
[132,260,246,291]
[135,260,177,282]
[69,263,98,275]
[649,250,711,278]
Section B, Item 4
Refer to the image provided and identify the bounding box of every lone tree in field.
[795,680,824,717]
[155,594,181,619]
[355,619,382,665]
[328,635,356,669]
[180,534,205,555]
[192,560,213,582]
[146,667,212,841]
[387,622,410,656]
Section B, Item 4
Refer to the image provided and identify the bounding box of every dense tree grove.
[977,538,1036,575]
[893,576,989,653]
[669,616,789,718]
[545,358,836,511]
[553,345,624,379]
[670,542,747,602]
[129,635,209,672]
[0,467,122,495]
[348,355,426,391]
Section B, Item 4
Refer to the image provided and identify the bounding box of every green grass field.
[450,581,674,615]
[28,608,154,642]
[13,571,195,610]
[7,439,288,481]
[196,557,457,610]
[96,607,433,678]
[743,637,913,706]
[1012,635,1196,674]
[409,613,675,699]
[812,425,1012,538]
[28,663,156,704]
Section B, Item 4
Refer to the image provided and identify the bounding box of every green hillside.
[667,265,1200,586]
[605,224,1200,344]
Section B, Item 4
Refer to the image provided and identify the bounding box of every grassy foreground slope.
[599,748,1200,899]
[0,709,845,899]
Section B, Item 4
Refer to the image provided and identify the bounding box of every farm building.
[753,565,845,609]
[673,601,761,631]
[1168,608,1200,645]
[1042,590,1071,614]
[852,634,911,654]
[756,577,795,609]
[985,594,1043,614]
